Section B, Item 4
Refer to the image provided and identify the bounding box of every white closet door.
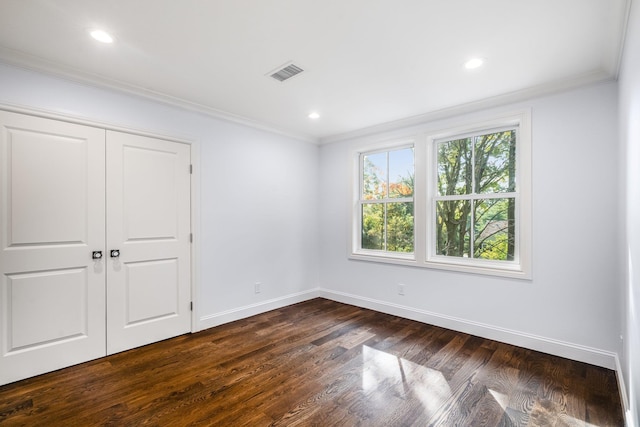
[105,131,191,355]
[0,111,106,385]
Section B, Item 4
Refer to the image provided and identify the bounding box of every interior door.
[105,131,191,355]
[0,111,106,385]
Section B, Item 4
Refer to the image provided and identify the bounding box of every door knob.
[92,251,103,260]
[110,249,120,258]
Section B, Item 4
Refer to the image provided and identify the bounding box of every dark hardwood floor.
[0,298,623,426]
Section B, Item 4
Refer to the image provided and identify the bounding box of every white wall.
[198,123,320,320]
[319,82,621,368]
[620,0,640,423]
[0,62,320,330]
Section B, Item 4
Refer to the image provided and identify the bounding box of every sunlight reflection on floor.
[362,345,452,416]
[362,346,603,426]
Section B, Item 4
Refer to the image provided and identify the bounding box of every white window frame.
[351,138,418,264]
[425,111,532,278]
[350,110,532,279]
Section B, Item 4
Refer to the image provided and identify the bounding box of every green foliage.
[436,200,471,257]
[361,198,414,253]
[437,130,516,261]
[473,198,515,260]
[386,202,414,252]
[362,204,384,250]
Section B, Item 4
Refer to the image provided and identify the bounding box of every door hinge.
[190,301,193,311]
[189,164,193,174]
[189,233,193,243]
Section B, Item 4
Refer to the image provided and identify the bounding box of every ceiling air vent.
[269,63,304,82]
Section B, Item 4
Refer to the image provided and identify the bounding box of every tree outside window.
[360,147,414,254]
[435,129,516,261]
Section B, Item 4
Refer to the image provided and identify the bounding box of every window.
[351,111,531,279]
[434,128,517,261]
[358,146,415,257]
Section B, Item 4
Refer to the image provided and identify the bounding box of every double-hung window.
[357,145,415,258]
[431,127,519,263]
[351,111,531,278]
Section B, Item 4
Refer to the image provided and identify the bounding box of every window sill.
[350,251,417,267]
[349,251,531,279]
[424,257,531,280]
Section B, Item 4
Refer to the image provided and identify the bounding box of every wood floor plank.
[0,298,624,426]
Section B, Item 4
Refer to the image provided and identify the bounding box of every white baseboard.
[319,289,618,370]
[196,288,619,371]
[197,289,320,331]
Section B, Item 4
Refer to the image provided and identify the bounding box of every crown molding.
[0,45,617,147]
[0,47,318,144]
[319,70,615,145]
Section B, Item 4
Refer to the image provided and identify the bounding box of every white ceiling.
[0,0,630,142]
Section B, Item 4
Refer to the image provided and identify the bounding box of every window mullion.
[384,152,389,251]
[413,139,427,263]
[383,202,388,251]
[470,136,476,259]
[470,198,475,259]
[471,135,477,195]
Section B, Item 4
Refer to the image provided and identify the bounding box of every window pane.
[474,198,515,260]
[436,200,471,257]
[474,130,516,194]
[362,203,384,250]
[437,138,472,196]
[362,152,387,200]
[387,202,414,253]
[389,148,414,198]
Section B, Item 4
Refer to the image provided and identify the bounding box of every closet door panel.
[0,111,106,385]
[106,131,191,355]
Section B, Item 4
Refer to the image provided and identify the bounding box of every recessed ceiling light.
[308,112,320,119]
[464,57,484,70]
[90,29,114,44]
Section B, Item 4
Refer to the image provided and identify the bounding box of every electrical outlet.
[398,284,405,296]
[255,282,261,294]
